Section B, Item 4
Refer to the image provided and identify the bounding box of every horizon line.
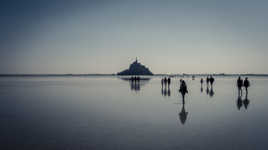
[1,73,268,77]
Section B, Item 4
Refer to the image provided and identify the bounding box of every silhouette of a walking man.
[209,75,215,87]
[237,76,243,96]
[179,80,188,101]
[243,77,250,94]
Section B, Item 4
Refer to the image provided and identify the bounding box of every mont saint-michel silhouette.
[117,58,153,75]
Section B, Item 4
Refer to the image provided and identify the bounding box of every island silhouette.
[117,58,153,75]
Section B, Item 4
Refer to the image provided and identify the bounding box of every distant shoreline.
[1,74,268,77]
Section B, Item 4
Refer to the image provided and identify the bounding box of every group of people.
[237,76,250,95]
[236,76,250,110]
[130,76,140,82]
[199,76,215,87]
[161,77,171,87]
[161,76,250,100]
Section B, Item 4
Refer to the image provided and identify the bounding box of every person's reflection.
[130,79,140,91]
[179,98,188,125]
[161,85,171,97]
[167,87,171,97]
[209,87,214,97]
[206,86,209,95]
[237,94,243,110]
[243,90,250,109]
[119,76,150,92]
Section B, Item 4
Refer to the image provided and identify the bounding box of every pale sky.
[0,0,268,74]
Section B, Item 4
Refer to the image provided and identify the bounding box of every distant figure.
[237,76,243,96]
[209,76,215,87]
[164,77,167,87]
[200,78,204,93]
[206,76,210,87]
[137,76,140,82]
[200,78,204,85]
[167,77,171,87]
[179,80,188,100]
[243,77,250,93]
[161,78,164,88]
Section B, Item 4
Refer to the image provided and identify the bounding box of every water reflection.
[243,92,250,109]
[179,98,188,125]
[161,86,171,97]
[205,85,215,98]
[237,95,243,110]
[236,87,250,110]
[209,87,215,97]
[119,77,150,92]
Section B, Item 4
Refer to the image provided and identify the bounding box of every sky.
[0,0,268,74]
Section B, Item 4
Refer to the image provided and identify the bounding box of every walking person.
[200,78,204,92]
[206,76,210,87]
[200,78,204,85]
[243,77,250,94]
[209,75,215,87]
[164,77,167,87]
[167,77,171,87]
[237,76,243,96]
[179,80,188,101]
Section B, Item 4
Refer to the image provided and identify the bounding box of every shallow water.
[0,76,267,150]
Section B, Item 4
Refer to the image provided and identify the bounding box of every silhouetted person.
[167,77,171,87]
[243,91,250,109]
[200,78,204,93]
[164,77,167,87]
[206,76,210,87]
[237,95,243,110]
[179,80,188,100]
[179,98,188,125]
[209,75,215,87]
[206,86,209,95]
[137,76,140,82]
[243,77,250,94]
[161,78,164,88]
[237,76,243,96]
